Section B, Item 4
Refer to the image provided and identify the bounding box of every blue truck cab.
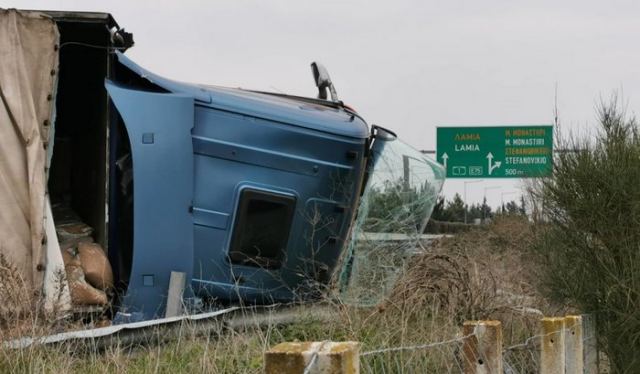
[39,10,444,320]
[107,53,370,317]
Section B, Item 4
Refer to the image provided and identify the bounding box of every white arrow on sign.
[441,152,449,169]
[487,152,502,175]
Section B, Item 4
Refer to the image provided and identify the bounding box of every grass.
[0,305,465,373]
[0,216,554,373]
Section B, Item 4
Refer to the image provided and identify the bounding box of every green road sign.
[436,125,553,178]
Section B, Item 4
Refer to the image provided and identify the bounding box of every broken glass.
[338,135,446,306]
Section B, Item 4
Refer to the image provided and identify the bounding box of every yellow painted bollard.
[264,341,359,374]
[540,317,566,374]
[462,320,503,374]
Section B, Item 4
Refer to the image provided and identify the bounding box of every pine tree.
[445,193,465,222]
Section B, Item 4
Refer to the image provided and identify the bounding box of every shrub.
[531,97,640,372]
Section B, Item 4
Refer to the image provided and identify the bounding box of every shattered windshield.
[338,135,446,306]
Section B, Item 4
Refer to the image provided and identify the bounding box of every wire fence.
[290,315,599,374]
[359,334,469,373]
[503,335,541,374]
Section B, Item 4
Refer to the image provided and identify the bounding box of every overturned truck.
[0,9,445,322]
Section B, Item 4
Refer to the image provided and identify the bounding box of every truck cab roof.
[115,52,370,139]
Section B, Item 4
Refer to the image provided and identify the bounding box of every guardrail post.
[540,317,565,374]
[264,341,359,373]
[462,320,503,373]
[564,315,583,374]
[582,314,598,374]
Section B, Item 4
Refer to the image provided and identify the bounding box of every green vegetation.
[530,98,640,372]
[431,194,526,223]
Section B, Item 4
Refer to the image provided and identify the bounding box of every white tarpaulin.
[0,9,59,302]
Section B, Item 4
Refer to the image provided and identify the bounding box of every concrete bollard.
[462,320,503,374]
[264,341,359,374]
[582,314,598,374]
[564,315,584,374]
[540,317,566,374]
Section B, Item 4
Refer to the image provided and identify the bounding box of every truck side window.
[228,189,296,269]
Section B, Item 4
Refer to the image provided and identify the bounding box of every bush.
[531,97,640,372]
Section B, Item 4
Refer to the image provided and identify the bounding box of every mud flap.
[106,81,194,319]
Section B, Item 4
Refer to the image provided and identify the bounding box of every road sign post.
[437,125,553,178]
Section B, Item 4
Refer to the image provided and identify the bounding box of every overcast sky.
[5,0,640,208]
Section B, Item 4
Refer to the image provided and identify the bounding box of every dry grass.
[0,254,42,341]
[0,303,467,373]
[0,216,555,373]
[388,216,564,346]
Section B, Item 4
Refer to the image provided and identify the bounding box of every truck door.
[106,81,194,320]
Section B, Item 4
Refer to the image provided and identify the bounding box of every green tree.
[430,195,447,221]
[505,200,519,215]
[467,203,482,221]
[519,195,526,216]
[480,197,492,220]
[445,193,465,222]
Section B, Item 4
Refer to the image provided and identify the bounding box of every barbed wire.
[303,341,329,374]
[503,325,596,354]
[360,332,474,357]
[503,334,543,353]
[502,325,598,374]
